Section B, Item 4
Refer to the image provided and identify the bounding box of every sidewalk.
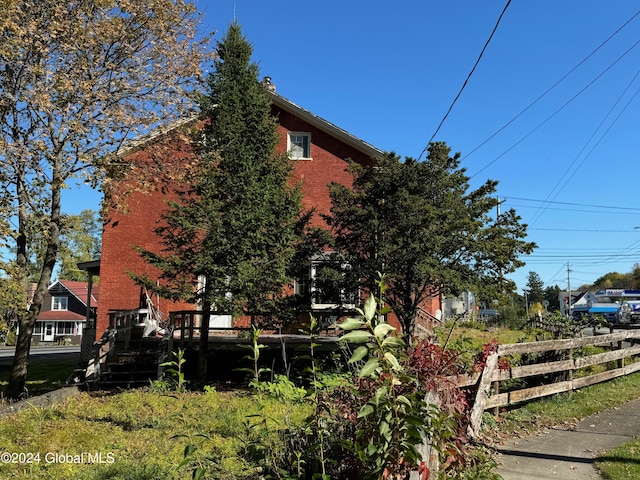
[494,397,640,479]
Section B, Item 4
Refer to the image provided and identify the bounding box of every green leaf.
[348,345,369,364]
[372,385,388,406]
[384,351,402,371]
[373,323,395,339]
[381,336,405,349]
[183,444,197,458]
[358,403,375,418]
[340,330,373,344]
[363,295,377,321]
[193,467,205,480]
[396,395,412,407]
[359,357,380,377]
[339,317,365,331]
[379,420,390,438]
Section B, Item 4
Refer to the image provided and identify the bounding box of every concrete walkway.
[494,397,640,479]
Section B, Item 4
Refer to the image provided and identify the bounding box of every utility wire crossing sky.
[63,1,640,291]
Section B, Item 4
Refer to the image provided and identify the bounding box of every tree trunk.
[6,316,33,399]
[5,172,62,400]
[6,279,54,399]
[198,278,212,385]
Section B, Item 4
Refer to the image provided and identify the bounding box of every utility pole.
[567,262,572,318]
[496,197,506,219]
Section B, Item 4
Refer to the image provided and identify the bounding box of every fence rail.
[462,330,640,437]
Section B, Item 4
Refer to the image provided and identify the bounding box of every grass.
[480,370,640,480]
[596,439,640,479]
[3,325,640,478]
[0,388,311,479]
[0,353,79,403]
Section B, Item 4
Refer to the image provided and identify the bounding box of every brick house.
[95,89,442,339]
[33,280,97,343]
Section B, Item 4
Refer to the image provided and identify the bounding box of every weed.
[159,348,188,392]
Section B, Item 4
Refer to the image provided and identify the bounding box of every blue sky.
[65,1,640,292]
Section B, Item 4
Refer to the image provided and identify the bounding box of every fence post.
[492,380,500,417]
[411,390,441,480]
[468,352,498,439]
[618,340,625,369]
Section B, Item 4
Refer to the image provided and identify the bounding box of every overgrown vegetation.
[4,315,640,478]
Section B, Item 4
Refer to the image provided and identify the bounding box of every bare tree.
[0,0,210,399]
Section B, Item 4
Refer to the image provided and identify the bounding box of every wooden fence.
[461,329,640,437]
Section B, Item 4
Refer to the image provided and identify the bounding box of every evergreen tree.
[135,23,301,320]
[524,271,545,304]
[326,143,535,337]
[543,284,561,312]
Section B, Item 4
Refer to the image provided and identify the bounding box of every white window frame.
[56,321,75,335]
[52,296,68,311]
[288,132,311,160]
[296,254,356,309]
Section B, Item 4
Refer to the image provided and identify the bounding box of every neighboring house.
[95,87,442,338]
[558,290,599,317]
[34,280,97,343]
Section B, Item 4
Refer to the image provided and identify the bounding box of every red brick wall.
[275,109,374,228]
[97,105,407,338]
[97,106,373,337]
[98,132,197,336]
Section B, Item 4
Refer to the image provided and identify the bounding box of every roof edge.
[115,91,385,161]
[269,92,384,161]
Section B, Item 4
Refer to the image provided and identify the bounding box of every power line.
[527,71,640,225]
[462,8,640,162]
[530,228,640,233]
[506,196,640,211]
[511,204,640,215]
[469,36,640,179]
[417,0,512,161]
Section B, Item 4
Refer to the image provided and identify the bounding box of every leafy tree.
[57,210,101,281]
[133,24,302,379]
[326,143,536,337]
[524,271,545,304]
[582,271,633,291]
[632,264,640,289]
[9,210,101,283]
[0,0,208,399]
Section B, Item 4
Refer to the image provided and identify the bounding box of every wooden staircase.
[99,336,167,388]
[72,309,169,390]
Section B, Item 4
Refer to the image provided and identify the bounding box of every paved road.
[0,346,80,366]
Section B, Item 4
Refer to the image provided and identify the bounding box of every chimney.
[262,76,276,93]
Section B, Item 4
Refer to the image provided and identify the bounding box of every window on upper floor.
[288,132,311,159]
[52,296,68,311]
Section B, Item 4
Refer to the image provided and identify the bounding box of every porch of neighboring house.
[33,317,84,344]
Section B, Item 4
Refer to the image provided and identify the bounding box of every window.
[296,253,357,308]
[288,132,311,159]
[56,322,75,335]
[52,296,68,311]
